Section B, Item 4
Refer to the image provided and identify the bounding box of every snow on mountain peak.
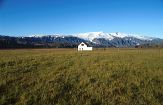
[113,32,154,41]
[75,32,155,41]
[29,32,156,42]
[109,32,130,38]
[76,31,114,41]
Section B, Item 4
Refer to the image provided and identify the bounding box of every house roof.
[79,42,87,46]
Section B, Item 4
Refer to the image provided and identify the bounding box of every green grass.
[0,48,163,105]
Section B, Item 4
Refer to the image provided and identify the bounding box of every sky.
[0,0,163,38]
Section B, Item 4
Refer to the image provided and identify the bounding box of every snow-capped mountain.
[75,32,155,41]
[0,32,163,48]
[73,32,160,47]
[75,31,114,41]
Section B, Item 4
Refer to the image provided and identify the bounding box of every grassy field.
[0,48,163,105]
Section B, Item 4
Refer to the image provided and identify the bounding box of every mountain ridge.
[0,32,163,48]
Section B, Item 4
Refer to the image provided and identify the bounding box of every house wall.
[84,47,92,50]
[78,46,92,51]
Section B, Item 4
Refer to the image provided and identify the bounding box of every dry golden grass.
[0,48,163,105]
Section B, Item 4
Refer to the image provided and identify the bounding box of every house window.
[81,44,84,46]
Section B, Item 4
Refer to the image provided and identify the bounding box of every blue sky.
[0,0,163,38]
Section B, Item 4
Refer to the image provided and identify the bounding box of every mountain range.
[0,32,163,48]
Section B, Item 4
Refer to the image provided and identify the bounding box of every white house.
[78,42,92,51]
